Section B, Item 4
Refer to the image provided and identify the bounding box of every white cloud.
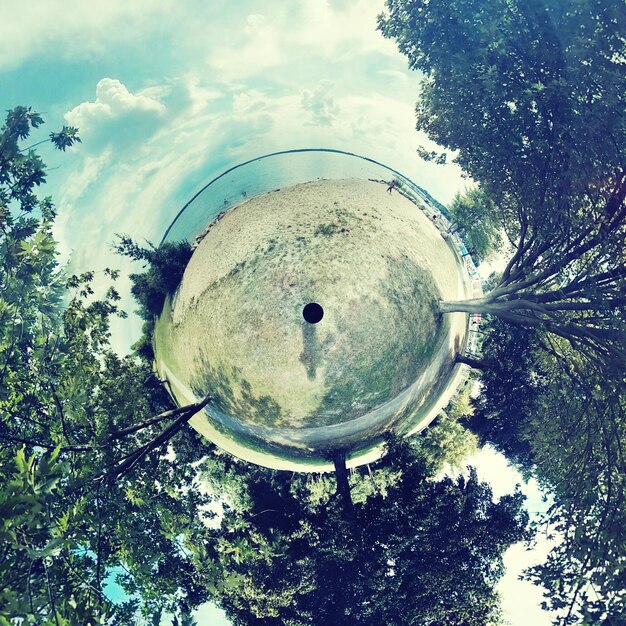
[0,0,397,75]
[378,68,410,83]
[302,80,339,125]
[204,0,398,81]
[0,0,175,70]
[233,89,269,115]
[65,78,166,153]
[206,11,286,80]
[54,148,112,258]
[244,13,267,34]
[183,75,225,115]
[293,0,398,61]
[60,149,112,207]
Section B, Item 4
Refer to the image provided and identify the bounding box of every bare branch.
[101,395,212,481]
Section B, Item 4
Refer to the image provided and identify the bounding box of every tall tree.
[466,320,626,624]
[208,437,527,626]
[113,235,192,360]
[0,107,217,625]
[448,188,502,261]
[379,1,626,622]
[379,0,626,368]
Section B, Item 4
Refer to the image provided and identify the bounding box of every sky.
[1,1,554,624]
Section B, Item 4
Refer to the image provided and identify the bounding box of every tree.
[524,371,626,625]
[114,235,192,319]
[322,389,478,514]
[464,318,543,470]
[466,320,626,624]
[379,1,626,622]
[448,188,502,261]
[114,235,192,360]
[379,0,626,369]
[331,452,354,514]
[438,215,626,367]
[0,105,520,626]
[379,0,625,225]
[0,107,218,625]
[209,437,528,626]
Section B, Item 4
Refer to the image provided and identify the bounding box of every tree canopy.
[448,188,502,262]
[379,0,626,622]
[113,235,192,360]
[0,107,215,625]
[1,105,522,626]
[466,319,626,624]
[379,0,626,370]
[208,437,527,626]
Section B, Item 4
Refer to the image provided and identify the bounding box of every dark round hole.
[303,302,324,324]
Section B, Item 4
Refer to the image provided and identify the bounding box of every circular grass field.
[154,178,468,469]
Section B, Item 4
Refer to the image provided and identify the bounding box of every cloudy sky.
[1,1,553,624]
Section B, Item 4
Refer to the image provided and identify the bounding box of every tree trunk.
[103,395,212,480]
[455,354,488,369]
[333,453,354,514]
[440,299,492,314]
[441,299,625,363]
[441,298,562,323]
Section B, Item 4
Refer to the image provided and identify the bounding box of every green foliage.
[172,613,198,626]
[208,437,528,626]
[448,188,502,261]
[381,0,626,370]
[379,0,626,235]
[468,319,542,469]
[423,412,478,471]
[0,97,531,626]
[0,107,216,625]
[416,145,447,165]
[0,446,81,622]
[9,8,626,616]
[469,319,626,623]
[114,235,192,361]
[523,374,626,624]
[49,126,81,152]
[114,234,192,319]
[380,1,626,621]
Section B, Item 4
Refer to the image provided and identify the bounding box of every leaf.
[27,537,64,559]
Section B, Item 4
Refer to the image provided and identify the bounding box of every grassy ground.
[154,178,467,466]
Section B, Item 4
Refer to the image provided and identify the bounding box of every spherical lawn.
[154,179,468,469]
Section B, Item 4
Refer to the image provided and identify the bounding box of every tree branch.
[455,354,490,369]
[101,395,212,481]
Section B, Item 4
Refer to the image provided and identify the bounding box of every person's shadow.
[300,322,322,380]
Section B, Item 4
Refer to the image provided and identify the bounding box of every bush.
[115,236,193,319]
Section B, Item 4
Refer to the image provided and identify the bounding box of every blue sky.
[1,1,553,624]
[2,0,469,350]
